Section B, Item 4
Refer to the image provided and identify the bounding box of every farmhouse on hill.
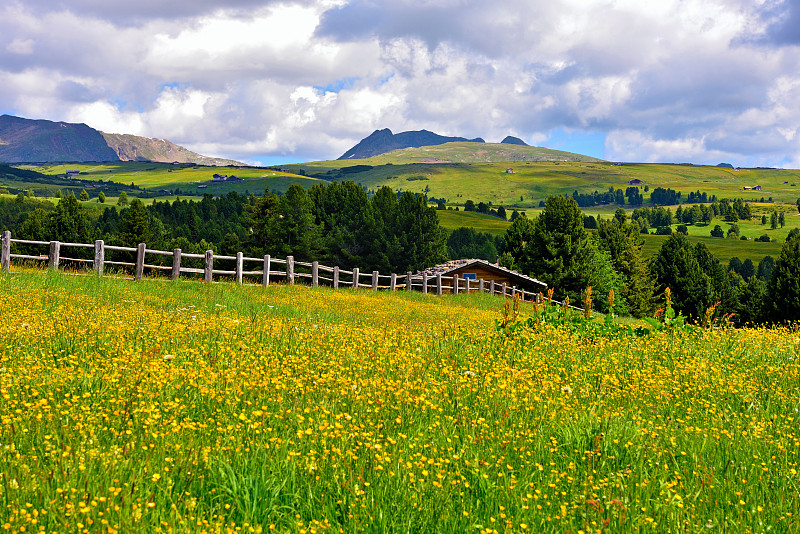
[419,259,547,294]
[628,178,644,185]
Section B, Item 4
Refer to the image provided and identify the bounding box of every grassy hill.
[18,162,323,196]
[339,141,605,164]
[285,157,800,208]
[436,209,512,236]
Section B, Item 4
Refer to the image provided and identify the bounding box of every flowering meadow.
[1,271,798,533]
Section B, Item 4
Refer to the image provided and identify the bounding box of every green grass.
[21,162,324,196]
[640,234,784,263]
[286,158,800,208]
[1,271,799,533]
[436,209,511,236]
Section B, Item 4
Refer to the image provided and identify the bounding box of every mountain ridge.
[339,128,485,160]
[0,114,243,166]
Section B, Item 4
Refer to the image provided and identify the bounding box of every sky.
[2,0,800,167]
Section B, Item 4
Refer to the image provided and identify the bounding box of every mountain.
[501,135,528,146]
[0,114,119,163]
[101,133,242,166]
[338,128,485,160]
[0,115,242,166]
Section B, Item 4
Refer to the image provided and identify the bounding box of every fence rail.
[0,231,581,309]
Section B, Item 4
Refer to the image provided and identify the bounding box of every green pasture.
[436,209,511,236]
[287,158,800,208]
[22,162,323,196]
[16,158,800,208]
[640,234,783,264]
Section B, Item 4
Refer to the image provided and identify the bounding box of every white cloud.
[1,0,799,165]
[6,38,34,54]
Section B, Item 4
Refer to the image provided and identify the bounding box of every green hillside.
[286,158,800,208]
[433,208,788,264]
[342,141,605,164]
[18,162,322,196]
[436,209,512,236]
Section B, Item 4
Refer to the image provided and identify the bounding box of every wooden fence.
[0,230,575,306]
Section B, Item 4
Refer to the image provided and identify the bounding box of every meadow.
[1,270,798,533]
[19,163,321,196]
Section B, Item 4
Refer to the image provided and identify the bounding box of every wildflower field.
[1,272,799,533]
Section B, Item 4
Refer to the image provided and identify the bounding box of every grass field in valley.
[1,271,799,533]
[21,163,321,196]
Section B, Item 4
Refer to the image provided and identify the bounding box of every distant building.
[613,162,625,166]
[212,174,227,182]
[505,168,514,173]
[198,185,208,189]
[226,175,244,182]
[628,178,645,185]
[66,170,80,176]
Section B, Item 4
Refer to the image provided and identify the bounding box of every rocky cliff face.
[338,128,485,160]
[101,133,242,166]
[0,115,242,165]
[0,115,119,163]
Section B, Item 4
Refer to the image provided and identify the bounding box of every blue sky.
[2,0,800,167]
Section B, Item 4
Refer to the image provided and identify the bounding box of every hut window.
[462,273,477,280]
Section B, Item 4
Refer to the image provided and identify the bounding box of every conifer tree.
[597,208,653,317]
[523,195,597,304]
[767,233,800,322]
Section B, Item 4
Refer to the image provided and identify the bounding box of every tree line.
[1,182,448,275]
[3,187,800,323]
[496,195,800,323]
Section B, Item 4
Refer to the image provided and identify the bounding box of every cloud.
[1,0,800,166]
[14,0,328,25]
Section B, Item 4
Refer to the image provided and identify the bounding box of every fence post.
[465,277,470,293]
[453,274,459,295]
[48,241,60,271]
[235,252,244,284]
[372,271,378,291]
[479,279,485,292]
[1,231,10,273]
[262,255,271,286]
[502,283,507,298]
[135,243,146,280]
[436,274,442,296]
[204,250,214,282]
[390,273,397,291]
[333,266,339,289]
[406,271,413,291]
[422,272,428,294]
[286,256,294,285]
[312,261,319,287]
[490,280,495,295]
[352,267,359,288]
[171,248,182,280]
[94,240,104,277]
